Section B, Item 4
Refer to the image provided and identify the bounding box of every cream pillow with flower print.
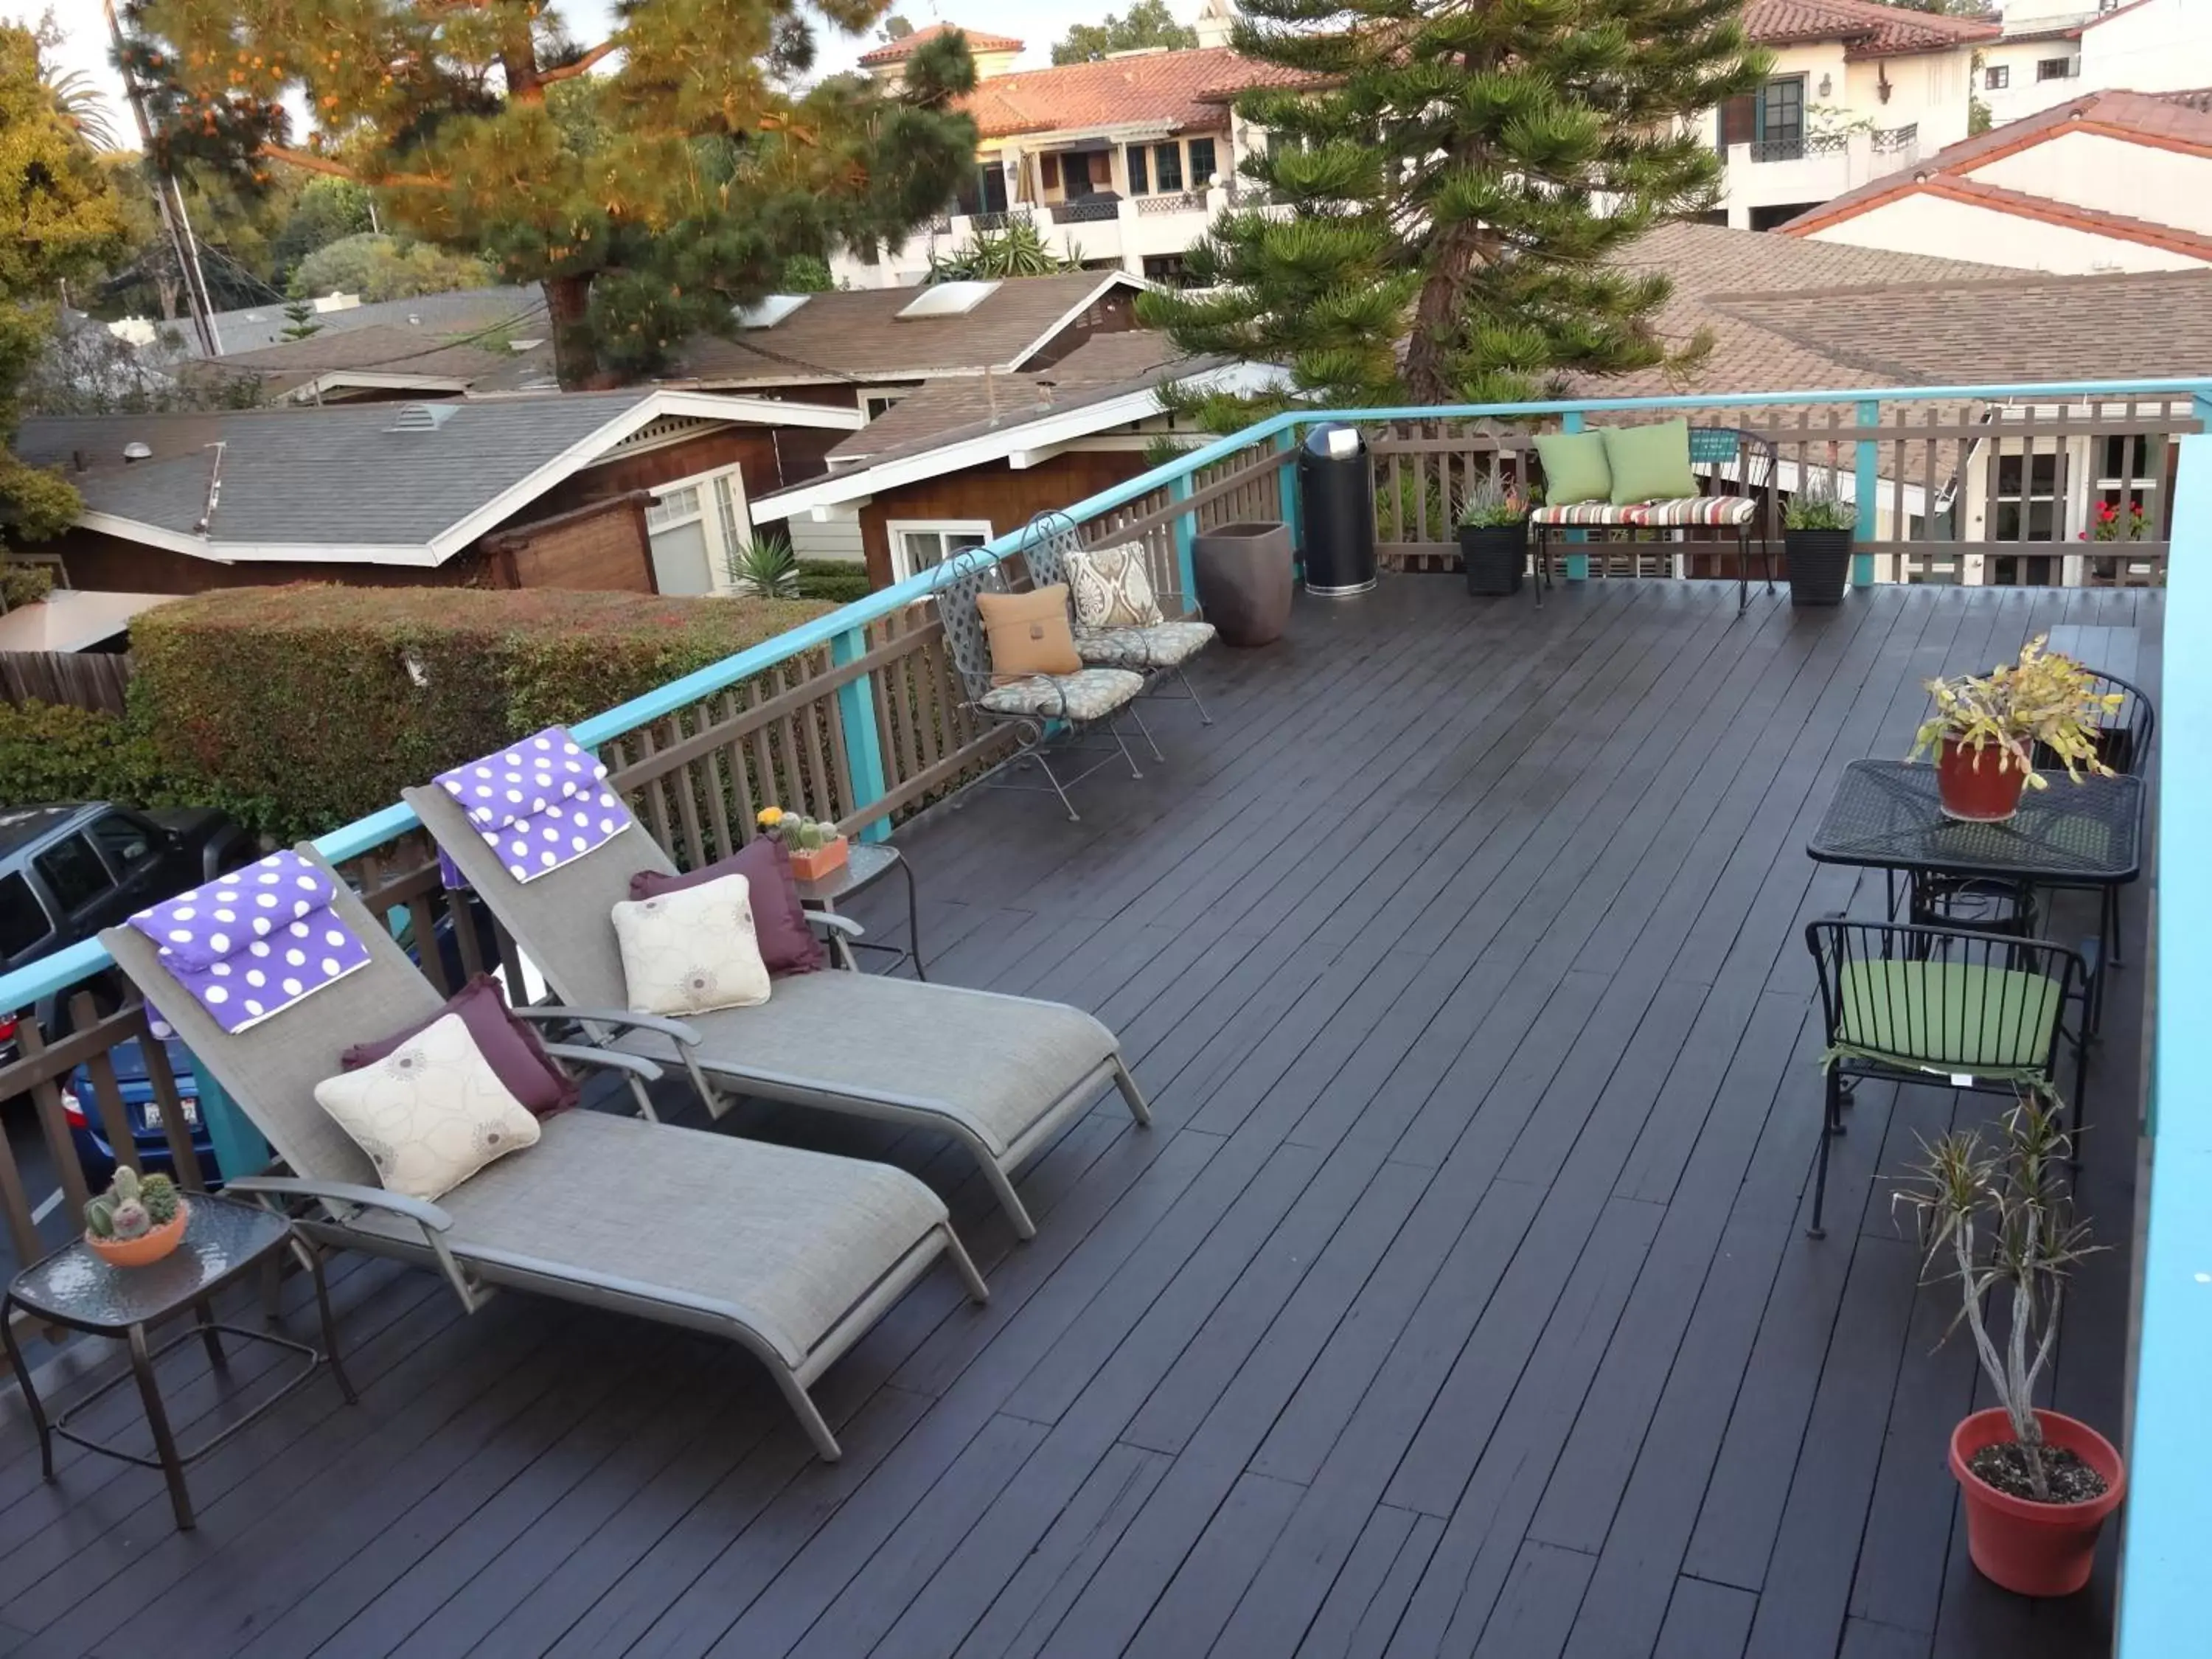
[313,1012,540,1202]
[612,872,771,1018]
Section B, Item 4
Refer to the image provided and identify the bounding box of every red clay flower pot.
[1936,737,2028,822]
[1950,1408,2125,1597]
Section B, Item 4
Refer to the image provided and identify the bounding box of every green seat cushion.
[1832,959,2062,1080]
[1534,430,1613,506]
[1602,419,1697,505]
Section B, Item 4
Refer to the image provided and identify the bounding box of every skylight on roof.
[896,282,1001,319]
[736,294,813,330]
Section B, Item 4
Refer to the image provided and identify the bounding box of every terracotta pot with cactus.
[83,1166,189,1267]
[758,807,848,882]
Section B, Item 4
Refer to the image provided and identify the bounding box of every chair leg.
[1123,698,1163,765]
[1105,712,1146,780]
[980,1155,1038,1240]
[2070,1040,2089,1172]
[771,1364,842,1462]
[1112,1054,1152,1126]
[1808,1069,1842,1239]
[1030,746,1084,822]
[1177,665,1214,726]
[941,1222,990,1304]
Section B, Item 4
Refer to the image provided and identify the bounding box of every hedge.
[795,560,872,605]
[0,700,167,807]
[131,585,832,841]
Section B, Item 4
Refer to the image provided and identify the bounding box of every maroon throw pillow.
[341,974,580,1120]
[629,837,824,976]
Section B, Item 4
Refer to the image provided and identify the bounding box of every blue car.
[63,1029,220,1190]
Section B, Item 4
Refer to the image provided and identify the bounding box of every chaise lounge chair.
[402,783,1151,1240]
[100,859,988,1463]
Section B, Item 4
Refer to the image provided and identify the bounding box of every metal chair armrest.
[225,1175,455,1233]
[509,1005,702,1047]
[539,1043,665,1083]
[809,911,865,939]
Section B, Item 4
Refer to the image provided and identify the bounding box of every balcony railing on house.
[0,378,2201,1657]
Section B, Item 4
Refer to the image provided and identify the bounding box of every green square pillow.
[1533,430,1611,505]
[1602,419,1697,505]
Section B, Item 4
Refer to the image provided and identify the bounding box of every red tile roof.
[1742,0,1997,58]
[957,46,1324,140]
[1785,89,2212,242]
[857,23,1025,66]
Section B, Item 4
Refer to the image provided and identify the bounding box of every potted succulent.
[1781,479,1856,607]
[758,806,848,881]
[1911,636,2120,822]
[1458,476,1531,597]
[83,1166,189,1267]
[1893,1095,2123,1597]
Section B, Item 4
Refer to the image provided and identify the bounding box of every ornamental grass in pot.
[1781,480,1855,607]
[1911,636,2121,822]
[1893,1095,2123,1597]
[1458,476,1531,597]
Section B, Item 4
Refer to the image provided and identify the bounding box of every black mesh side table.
[795,841,927,980]
[1,1192,355,1530]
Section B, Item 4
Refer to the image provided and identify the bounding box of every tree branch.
[536,42,617,87]
[262,145,446,189]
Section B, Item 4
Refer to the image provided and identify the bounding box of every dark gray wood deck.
[0,576,2154,1659]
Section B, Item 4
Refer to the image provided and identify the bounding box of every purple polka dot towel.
[434,728,633,885]
[128,849,371,1034]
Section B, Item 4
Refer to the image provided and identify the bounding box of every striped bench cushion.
[1532,496,1758,528]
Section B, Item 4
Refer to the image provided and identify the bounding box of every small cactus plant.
[84,1167,181,1243]
[756,807,840,853]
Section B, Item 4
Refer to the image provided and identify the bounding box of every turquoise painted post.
[1170,470,1198,599]
[1273,428,1302,574]
[1853,399,1879,588]
[831,624,891,844]
[1562,411,1590,582]
[197,1075,268,1180]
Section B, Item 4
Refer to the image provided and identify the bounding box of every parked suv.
[0,804,254,1056]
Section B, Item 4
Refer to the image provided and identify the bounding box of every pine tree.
[1053,1,1201,66]
[279,288,321,340]
[1140,0,1770,419]
[117,0,981,387]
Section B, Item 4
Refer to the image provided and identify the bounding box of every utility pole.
[102,0,221,355]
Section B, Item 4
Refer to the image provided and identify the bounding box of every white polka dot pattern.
[433,727,633,885]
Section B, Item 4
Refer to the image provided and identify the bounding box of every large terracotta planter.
[1784,528,1852,608]
[85,1200,189,1268]
[1460,523,1526,597]
[1937,737,2028,821]
[1191,521,1294,647]
[1950,1408,2125,1596]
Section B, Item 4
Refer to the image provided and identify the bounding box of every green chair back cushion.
[1602,418,1697,505]
[1534,431,1613,506]
[1832,959,2062,1082]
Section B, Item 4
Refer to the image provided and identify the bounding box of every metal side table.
[794,841,928,980]
[1,1193,355,1531]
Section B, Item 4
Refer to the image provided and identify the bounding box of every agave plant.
[1783,475,1857,532]
[726,534,800,599]
[1457,473,1528,529]
[926,218,1075,282]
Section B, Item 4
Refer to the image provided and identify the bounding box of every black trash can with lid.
[1298,423,1377,597]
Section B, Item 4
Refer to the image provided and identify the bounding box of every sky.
[21,0,1210,149]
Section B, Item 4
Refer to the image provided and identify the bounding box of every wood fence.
[0,653,133,715]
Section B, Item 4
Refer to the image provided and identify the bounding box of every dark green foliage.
[0,564,53,608]
[1053,1,1199,64]
[795,560,872,605]
[0,701,167,809]
[1139,0,1769,422]
[129,585,831,841]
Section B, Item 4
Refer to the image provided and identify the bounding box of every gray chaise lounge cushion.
[610,972,1118,1157]
[347,1108,945,1367]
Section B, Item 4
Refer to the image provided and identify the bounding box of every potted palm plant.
[1893,1095,2124,1597]
[1782,479,1856,607]
[1912,636,2120,822]
[1458,476,1531,597]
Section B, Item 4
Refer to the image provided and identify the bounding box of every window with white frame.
[887,519,992,582]
[644,465,751,596]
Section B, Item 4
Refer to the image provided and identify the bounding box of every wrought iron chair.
[1017,509,1217,759]
[1528,425,1777,612]
[1803,918,2090,1239]
[928,554,1150,822]
[2034,668,2154,973]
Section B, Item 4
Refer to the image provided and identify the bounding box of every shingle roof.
[17,392,650,551]
[206,324,559,399]
[673,273,1142,386]
[1784,89,2212,240]
[193,285,544,358]
[957,46,1322,139]
[857,23,1024,66]
[826,330,1207,465]
[1742,0,1997,58]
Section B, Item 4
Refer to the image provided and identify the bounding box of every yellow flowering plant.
[1910,636,2122,791]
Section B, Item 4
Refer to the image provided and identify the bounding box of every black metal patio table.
[1806,757,2143,966]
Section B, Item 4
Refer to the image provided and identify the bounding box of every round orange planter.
[84,1200,190,1268]
[1936,737,2028,822]
[1950,1408,2125,1597]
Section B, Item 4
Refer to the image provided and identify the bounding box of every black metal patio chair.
[1803,917,2090,1239]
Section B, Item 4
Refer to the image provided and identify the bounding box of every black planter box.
[1460,521,1527,597]
[1784,528,1854,608]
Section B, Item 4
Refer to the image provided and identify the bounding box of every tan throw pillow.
[976,585,1082,684]
[1066,543,1164,630]
[611,872,771,1017]
[313,1012,541,1201]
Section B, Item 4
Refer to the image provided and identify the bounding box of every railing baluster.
[831,625,889,843]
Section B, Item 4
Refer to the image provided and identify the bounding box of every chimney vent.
[387,402,457,433]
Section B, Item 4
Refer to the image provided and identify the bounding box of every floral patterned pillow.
[611,872,771,1018]
[313,1012,541,1201]
[1065,543,1164,630]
